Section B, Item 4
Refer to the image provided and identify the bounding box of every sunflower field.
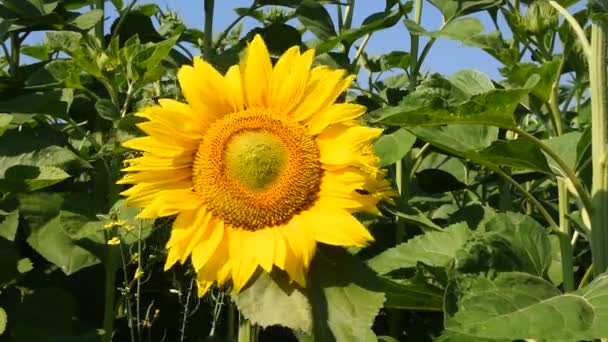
[2,0,608,341]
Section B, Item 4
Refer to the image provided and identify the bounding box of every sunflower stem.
[203,0,214,61]
[238,315,258,342]
[102,262,116,342]
[589,19,608,277]
[95,0,104,44]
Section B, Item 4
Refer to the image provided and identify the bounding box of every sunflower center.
[192,109,322,231]
[224,131,288,191]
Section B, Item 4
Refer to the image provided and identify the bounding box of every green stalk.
[10,33,19,78]
[558,179,575,291]
[342,0,355,31]
[238,316,258,342]
[590,21,608,276]
[388,0,424,338]
[203,0,215,60]
[95,0,104,43]
[102,264,117,342]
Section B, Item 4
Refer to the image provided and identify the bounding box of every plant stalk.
[95,0,104,43]
[558,179,575,291]
[590,21,608,276]
[203,0,215,60]
[238,316,258,342]
[102,264,117,342]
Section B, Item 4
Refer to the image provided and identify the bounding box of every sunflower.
[119,35,395,296]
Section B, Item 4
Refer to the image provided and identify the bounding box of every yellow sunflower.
[119,35,394,296]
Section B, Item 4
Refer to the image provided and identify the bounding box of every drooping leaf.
[542,131,582,174]
[95,99,120,121]
[408,126,552,175]
[445,272,608,340]
[368,222,471,275]
[501,59,562,102]
[296,0,336,40]
[373,128,416,167]
[233,272,312,334]
[405,17,484,42]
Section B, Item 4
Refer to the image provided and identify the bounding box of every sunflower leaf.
[232,272,312,333]
[367,222,471,275]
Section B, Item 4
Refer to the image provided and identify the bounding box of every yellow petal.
[283,244,306,287]
[164,207,203,270]
[117,168,191,185]
[241,35,272,108]
[317,125,383,166]
[137,101,205,139]
[292,66,353,122]
[181,207,212,263]
[196,279,214,297]
[122,179,192,208]
[191,219,225,270]
[300,202,374,247]
[122,154,193,172]
[252,229,275,273]
[194,233,230,296]
[137,189,203,218]
[272,229,288,271]
[122,137,194,157]
[281,219,316,268]
[229,229,260,292]
[225,65,245,112]
[270,47,315,115]
[178,57,238,120]
[136,121,200,149]
[306,104,366,135]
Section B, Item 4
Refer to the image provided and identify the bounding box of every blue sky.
[144,0,505,78]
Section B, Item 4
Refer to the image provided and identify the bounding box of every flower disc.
[192,109,322,230]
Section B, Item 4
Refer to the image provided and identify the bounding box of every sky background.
[125,0,507,79]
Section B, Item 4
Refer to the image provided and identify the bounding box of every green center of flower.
[224,130,288,191]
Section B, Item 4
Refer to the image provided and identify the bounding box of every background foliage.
[0,0,607,341]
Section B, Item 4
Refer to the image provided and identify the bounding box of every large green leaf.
[233,272,312,334]
[408,126,552,174]
[542,131,582,174]
[451,213,552,277]
[373,128,416,167]
[0,127,88,192]
[19,192,102,275]
[445,272,608,340]
[501,59,562,102]
[368,222,471,275]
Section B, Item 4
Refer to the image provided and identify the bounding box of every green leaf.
[543,131,582,174]
[501,59,562,102]
[0,209,18,241]
[70,8,102,30]
[233,272,312,333]
[428,0,502,19]
[16,257,33,273]
[245,23,302,55]
[0,239,20,285]
[380,201,444,232]
[19,192,101,275]
[306,247,385,341]
[20,44,51,60]
[95,99,120,121]
[368,222,471,275]
[370,86,528,128]
[0,114,11,136]
[448,69,494,95]
[0,307,5,336]
[296,0,336,40]
[405,17,484,42]
[0,89,72,116]
[451,213,552,277]
[373,128,416,167]
[445,272,608,340]
[2,165,71,192]
[315,10,402,54]
[416,169,467,193]
[408,126,551,174]
[46,31,82,54]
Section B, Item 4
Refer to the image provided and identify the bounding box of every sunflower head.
[119,35,395,295]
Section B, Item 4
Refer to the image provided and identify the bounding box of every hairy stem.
[203,0,215,60]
